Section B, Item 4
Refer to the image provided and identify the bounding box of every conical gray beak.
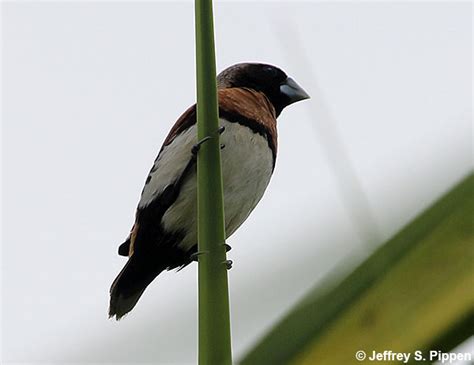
[280,77,310,104]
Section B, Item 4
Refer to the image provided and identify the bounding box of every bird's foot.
[191,126,225,156]
[191,136,212,156]
[190,251,208,262]
[223,243,232,269]
[223,260,233,270]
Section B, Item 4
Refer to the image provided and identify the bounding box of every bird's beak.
[280,77,310,104]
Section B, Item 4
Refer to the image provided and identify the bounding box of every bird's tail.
[109,254,165,320]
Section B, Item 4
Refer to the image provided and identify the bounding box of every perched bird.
[109,62,309,319]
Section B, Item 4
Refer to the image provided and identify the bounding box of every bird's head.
[217,62,310,117]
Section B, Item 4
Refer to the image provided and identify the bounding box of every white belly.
[160,119,274,251]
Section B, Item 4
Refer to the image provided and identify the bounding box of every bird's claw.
[191,136,212,156]
[190,251,207,262]
[223,243,232,269]
[223,260,233,270]
[191,126,225,156]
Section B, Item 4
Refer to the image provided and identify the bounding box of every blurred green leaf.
[241,174,474,365]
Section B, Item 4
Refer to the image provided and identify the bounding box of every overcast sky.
[2,1,472,364]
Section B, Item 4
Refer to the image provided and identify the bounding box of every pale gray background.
[2,1,472,364]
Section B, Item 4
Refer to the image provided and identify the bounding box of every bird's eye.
[263,66,278,77]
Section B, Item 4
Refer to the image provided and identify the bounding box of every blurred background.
[2,1,472,364]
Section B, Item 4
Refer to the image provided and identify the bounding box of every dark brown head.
[217,63,309,117]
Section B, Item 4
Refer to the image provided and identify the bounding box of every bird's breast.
[161,118,274,251]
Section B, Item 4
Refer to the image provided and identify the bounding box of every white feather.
[140,119,274,251]
[138,125,197,208]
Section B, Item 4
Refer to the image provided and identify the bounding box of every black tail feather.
[109,254,165,320]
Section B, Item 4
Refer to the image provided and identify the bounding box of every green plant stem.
[195,0,232,364]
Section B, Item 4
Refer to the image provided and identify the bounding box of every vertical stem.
[195,0,232,364]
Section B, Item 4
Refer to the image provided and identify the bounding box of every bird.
[109,62,309,319]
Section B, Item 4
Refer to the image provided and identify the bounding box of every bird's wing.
[118,105,198,257]
[139,105,198,210]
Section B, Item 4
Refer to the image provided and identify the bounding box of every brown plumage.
[162,88,277,156]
